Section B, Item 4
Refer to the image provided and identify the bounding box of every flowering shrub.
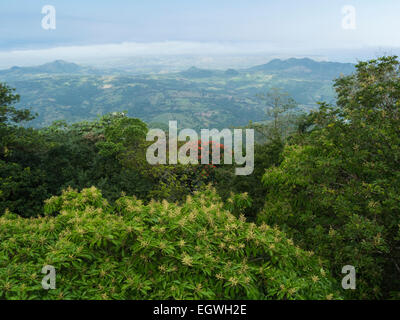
[145,140,227,201]
[196,139,226,160]
[224,192,253,217]
[0,186,340,300]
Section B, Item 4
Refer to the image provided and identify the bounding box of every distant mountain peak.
[247,57,355,79]
[40,60,82,71]
[180,66,216,78]
[225,68,239,76]
[51,59,77,65]
[0,60,95,76]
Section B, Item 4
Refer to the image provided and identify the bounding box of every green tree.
[258,56,400,299]
[0,83,34,126]
[256,88,297,141]
[0,83,46,216]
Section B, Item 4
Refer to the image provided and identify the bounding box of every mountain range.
[0,58,355,129]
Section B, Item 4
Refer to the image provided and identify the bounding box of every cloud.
[0,41,286,68]
[0,40,399,70]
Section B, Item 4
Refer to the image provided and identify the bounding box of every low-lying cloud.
[0,41,284,69]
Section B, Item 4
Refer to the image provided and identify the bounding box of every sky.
[0,0,400,67]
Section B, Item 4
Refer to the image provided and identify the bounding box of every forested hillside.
[1,56,399,300]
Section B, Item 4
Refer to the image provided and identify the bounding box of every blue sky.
[0,0,399,66]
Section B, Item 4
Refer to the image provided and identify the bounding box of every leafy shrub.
[0,186,340,300]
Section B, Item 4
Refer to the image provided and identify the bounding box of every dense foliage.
[1,56,400,300]
[258,56,400,299]
[0,110,216,216]
[0,187,340,300]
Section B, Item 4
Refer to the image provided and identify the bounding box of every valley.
[0,58,355,129]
